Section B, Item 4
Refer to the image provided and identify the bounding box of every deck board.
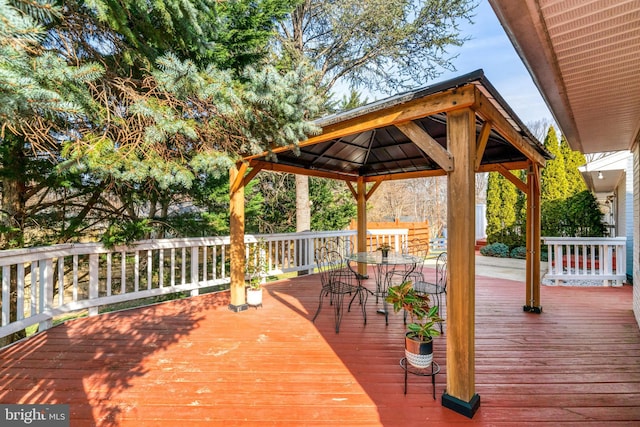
[1,266,639,426]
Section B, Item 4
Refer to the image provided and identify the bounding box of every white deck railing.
[543,236,626,286]
[0,228,408,342]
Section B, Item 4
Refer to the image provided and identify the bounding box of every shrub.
[510,246,527,259]
[480,242,509,257]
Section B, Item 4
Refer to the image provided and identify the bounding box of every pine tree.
[0,0,104,248]
[485,171,521,246]
[540,126,569,202]
[561,135,587,196]
[539,126,603,237]
[0,0,322,344]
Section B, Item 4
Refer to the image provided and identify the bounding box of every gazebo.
[227,70,552,417]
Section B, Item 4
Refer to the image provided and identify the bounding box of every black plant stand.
[400,358,440,400]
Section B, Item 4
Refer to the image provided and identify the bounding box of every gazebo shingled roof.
[229,69,552,419]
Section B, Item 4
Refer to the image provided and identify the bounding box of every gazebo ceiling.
[244,70,553,181]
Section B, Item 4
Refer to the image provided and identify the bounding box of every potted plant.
[377,243,392,259]
[385,281,443,368]
[246,240,267,307]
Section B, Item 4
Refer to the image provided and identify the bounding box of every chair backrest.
[315,246,330,287]
[436,252,447,290]
[411,239,431,270]
[315,248,346,288]
[324,236,354,259]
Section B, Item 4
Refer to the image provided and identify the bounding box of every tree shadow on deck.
[265,267,457,425]
[0,292,230,426]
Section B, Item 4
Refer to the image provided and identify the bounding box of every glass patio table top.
[348,251,421,265]
[347,252,421,320]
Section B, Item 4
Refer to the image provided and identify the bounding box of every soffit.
[489,0,640,154]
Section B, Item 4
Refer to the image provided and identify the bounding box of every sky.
[351,0,555,131]
[437,0,555,127]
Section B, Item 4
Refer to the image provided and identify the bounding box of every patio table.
[347,252,421,324]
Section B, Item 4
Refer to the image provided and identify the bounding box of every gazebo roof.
[244,69,552,181]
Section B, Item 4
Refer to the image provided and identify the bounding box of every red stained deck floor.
[1,267,639,426]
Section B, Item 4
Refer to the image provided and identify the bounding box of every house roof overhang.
[242,70,552,182]
[488,0,640,154]
[579,151,631,194]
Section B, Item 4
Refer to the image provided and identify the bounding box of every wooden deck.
[1,266,639,426]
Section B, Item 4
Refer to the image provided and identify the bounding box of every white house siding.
[476,204,487,240]
[634,145,640,328]
[626,155,634,281]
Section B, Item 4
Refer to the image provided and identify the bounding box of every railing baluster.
[134,251,140,292]
[31,261,38,316]
[2,266,9,326]
[147,250,152,290]
[72,255,79,302]
[57,258,64,307]
[106,253,112,297]
[202,246,207,285]
[170,248,175,287]
[89,254,99,316]
[190,247,199,296]
[39,259,53,331]
[121,251,126,294]
[17,264,24,320]
[181,247,186,285]
[212,246,217,281]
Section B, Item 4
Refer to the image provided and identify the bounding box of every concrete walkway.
[426,252,547,282]
[475,253,548,281]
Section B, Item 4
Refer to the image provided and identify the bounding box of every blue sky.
[438,0,554,126]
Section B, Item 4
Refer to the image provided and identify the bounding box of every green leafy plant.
[510,246,527,259]
[385,281,443,341]
[377,243,392,251]
[101,219,153,249]
[246,239,267,289]
[480,242,509,258]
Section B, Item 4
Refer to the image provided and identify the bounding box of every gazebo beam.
[473,88,547,167]
[478,161,530,174]
[395,122,454,171]
[244,85,478,161]
[492,164,528,193]
[475,121,492,171]
[249,159,358,182]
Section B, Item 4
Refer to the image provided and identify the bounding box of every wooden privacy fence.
[350,219,431,252]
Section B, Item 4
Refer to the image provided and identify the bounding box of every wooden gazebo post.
[229,163,247,312]
[442,107,481,417]
[356,177,367,270]
[525,162,542,312]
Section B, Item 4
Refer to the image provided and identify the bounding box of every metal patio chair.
[312,248,367,333]
[413,251,447,333]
